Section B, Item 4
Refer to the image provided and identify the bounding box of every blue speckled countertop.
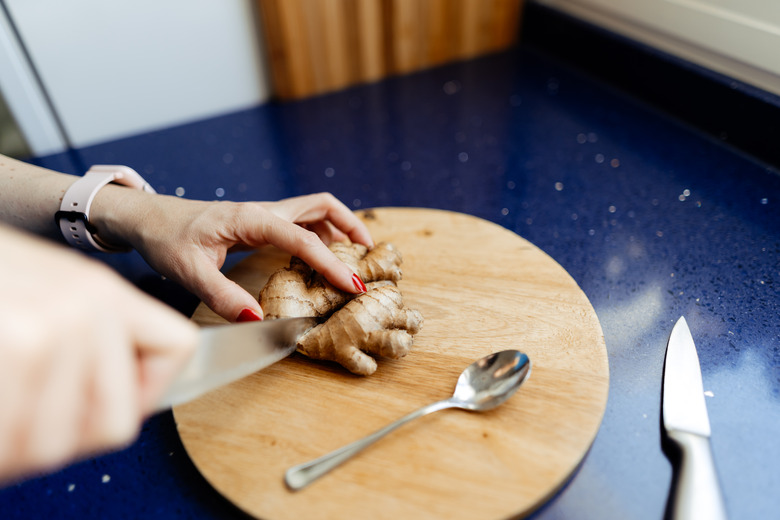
[2,47,778,519]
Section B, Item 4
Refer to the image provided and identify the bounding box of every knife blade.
[157,316,318,411]
[663,316,727,520]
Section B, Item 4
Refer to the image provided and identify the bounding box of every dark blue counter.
[2,41,779,519]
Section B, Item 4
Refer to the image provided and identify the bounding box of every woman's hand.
[94,190,374,323]
[0,225,198,484]
[0,155,374,323]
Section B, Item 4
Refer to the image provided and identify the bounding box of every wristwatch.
[56,165,156,252]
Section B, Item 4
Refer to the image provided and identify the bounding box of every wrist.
[89,183,158,250]
[57,165,155,252]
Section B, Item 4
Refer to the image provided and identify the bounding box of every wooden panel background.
[257,0,524,99]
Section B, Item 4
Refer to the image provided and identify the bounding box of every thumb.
[125,291,199,415]
[187,264,265,323]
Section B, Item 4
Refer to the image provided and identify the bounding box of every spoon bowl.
[452,349,531,410]
[285,349,531,490]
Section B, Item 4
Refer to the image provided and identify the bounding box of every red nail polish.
[352,273,367,293]
[236,308,262,322]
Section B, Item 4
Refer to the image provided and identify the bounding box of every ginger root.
[260,242,402,320]
[259,242,423,375]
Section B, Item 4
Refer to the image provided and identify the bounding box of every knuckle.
[312,192,339,206]
[201,200,247,223]
[209,200,246,223]
[297,228,325,249]
[232,200,263,219]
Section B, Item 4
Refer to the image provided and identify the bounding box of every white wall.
[2,0,270,152]
[536,0,780,97]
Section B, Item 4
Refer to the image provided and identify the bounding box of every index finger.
[266,193,374,248]
[260,214,365,295]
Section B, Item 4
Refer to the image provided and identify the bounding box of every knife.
[156,316,318,411]
[663,316,727,520]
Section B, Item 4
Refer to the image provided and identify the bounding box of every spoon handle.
[285,398,456,490]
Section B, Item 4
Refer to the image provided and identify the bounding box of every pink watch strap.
[57,165,156,252]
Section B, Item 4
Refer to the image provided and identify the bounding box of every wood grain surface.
[173,207,608,520]
[256,0,524,99]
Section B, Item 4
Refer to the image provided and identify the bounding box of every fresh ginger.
[259,242,402,319]
[259,242,423,375]
[298,283,422,375]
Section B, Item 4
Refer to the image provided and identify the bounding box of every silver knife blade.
[157,316,318,410]
[663,316,711,436]
[663,316,727,520]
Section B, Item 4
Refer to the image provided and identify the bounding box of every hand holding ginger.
[0,154,373,324]
[259,242,423,375]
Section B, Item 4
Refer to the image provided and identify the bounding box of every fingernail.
[352,273,367,293]
[236,308,263,322]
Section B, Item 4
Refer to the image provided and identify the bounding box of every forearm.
[0,154,78,239]
[0,153,161,248]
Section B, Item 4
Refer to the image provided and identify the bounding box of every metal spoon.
[285,349,531,491]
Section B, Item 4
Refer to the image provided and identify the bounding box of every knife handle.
[667,430,727,520]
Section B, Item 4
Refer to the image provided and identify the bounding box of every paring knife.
[663,316,727,520]
[156,317,318,411]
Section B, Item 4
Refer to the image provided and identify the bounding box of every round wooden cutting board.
[173,207,609,520]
